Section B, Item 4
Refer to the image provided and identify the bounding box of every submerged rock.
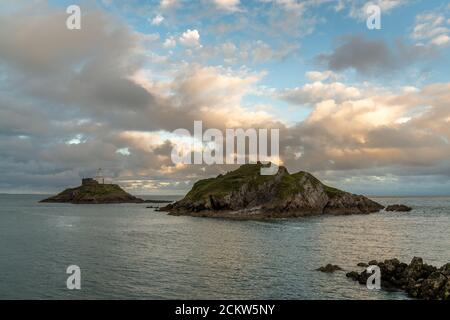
[316,264,343,273]
[386,204,412,212]
[347,257,450,300]
[161,163,384,219]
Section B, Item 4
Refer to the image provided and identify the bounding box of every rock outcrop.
[161,163,384,219]
[316,264,343,273]
[346,257,450,300]
[40,178,170,204]
[386,204,412,212]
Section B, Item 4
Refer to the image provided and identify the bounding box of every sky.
[0,0,450,196]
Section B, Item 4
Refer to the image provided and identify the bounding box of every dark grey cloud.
[316,35,436,76]
[0,7,142,74]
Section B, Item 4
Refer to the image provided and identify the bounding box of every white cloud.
[239,40,298,64]
[280,80,361,105]
[221,42,237,56]
[431,34,450,46]
[116,148,131,156]
[160,0,178,9]
[150,14,164,26]
[305,70,340,82]
[66,134,86,145]
[348,0,407,20]
[274,0,306,12]
[412,11,450,47]
[251,40,274,63]
[179,29,201,47]
[213,0,241,12]
[334,0,345,12]
[163,36,176,48]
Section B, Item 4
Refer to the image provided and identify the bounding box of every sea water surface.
[0,194,449,299]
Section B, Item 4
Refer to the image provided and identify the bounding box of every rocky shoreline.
[346,257,450,300]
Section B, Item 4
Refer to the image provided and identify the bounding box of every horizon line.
[1,192,450,198]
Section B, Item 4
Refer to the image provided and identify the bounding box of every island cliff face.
[161,163,384,218]
[40,178,145,204]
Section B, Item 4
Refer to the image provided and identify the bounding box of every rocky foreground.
[347,257,450,300]
[161,163,384,219]
[40,178,171,204]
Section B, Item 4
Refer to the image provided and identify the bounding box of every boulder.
[420,272,448,300]
[357,262,368,267]
[316,264,343,273]
[386,204,412,212]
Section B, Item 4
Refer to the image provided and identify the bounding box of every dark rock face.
[40,179,145,204]
[346,257,450,300]
[162,163,384,219]
[386,204,412,212]
[316,264,343,273]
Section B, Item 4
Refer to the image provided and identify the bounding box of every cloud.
[279,81,361,106]
[0,5,279,192]
[272,0,306,12]
[412,11,450,47]
[0,9,139,74]
[213,0,241,12]
[150,14,164,25]
[163,36,176,48]
[179,29,201,47]
[166,65,275,128]
[196,40,299,66]
[431,34,450,46]
[316,35,435,76]
[279,82,450,186]
[160,0,179,9]
[249,40,298,63]
[347,0,408,20]
[264,0,315,38]
[305,70,340,82]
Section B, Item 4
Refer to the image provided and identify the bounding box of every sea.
[0,194,449,299]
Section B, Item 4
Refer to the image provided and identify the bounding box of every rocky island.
[40,178,170,204]
[161,163,384,219]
